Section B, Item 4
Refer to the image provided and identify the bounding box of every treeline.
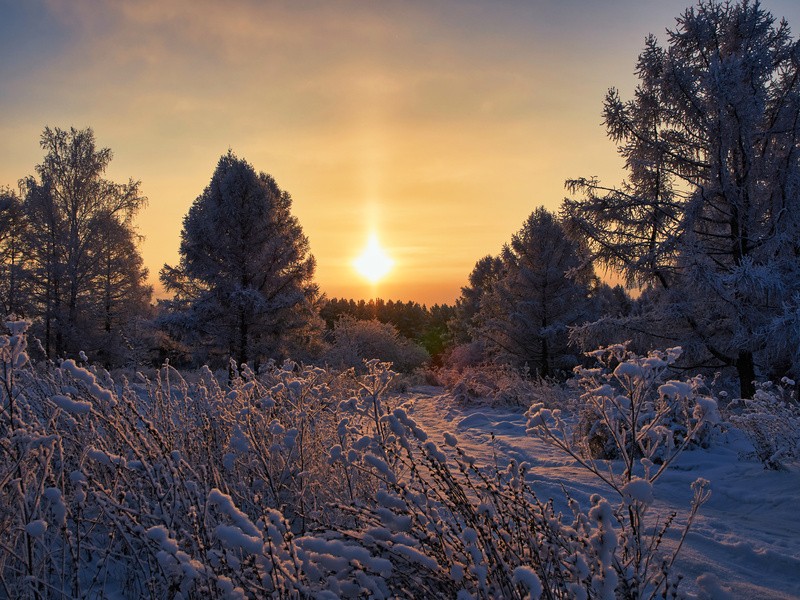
[320,298,454,362]
[0,136,445,372]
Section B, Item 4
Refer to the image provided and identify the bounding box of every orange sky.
[3,0,800,305]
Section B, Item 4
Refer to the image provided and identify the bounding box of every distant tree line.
[320,297,455,363]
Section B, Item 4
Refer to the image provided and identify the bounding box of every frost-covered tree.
[92,214,154,365]
[564,0,800,397]
[19,127,151,363]
[451,208,595,376]
[160,151,320,367]
[478,208,595,376]
[448,254,505,347]
[0,188,28,318]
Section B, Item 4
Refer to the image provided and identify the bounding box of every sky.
[3,0,800,306]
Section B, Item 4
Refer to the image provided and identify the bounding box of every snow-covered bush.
[0,323,372,597]
[725,380,800,470]
[558,344,719,463]
[527,344,719,597]
[435,362,565,408]
[324,315,430,373]
[0,324,718,598]
[330,358,713,598]
[443,341,486,370]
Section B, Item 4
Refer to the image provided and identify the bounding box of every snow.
[214,524,263,554]
[405,387,800,599]
[208,488,260,538]
[51,393,92,415]
[511,565,542,599]
[621,477,654,505]
[59,359,115,404]
[25,519,48,537]
[613,361,644,380]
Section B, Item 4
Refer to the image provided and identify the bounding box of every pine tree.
[449,254,505,347]
[160,151,320,367]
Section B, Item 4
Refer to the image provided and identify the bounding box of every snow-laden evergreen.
[159,151,320,368]
[451,207,604,378]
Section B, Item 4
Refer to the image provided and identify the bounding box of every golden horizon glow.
[354,234,394,284]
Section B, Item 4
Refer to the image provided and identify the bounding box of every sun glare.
[354,234,393,283]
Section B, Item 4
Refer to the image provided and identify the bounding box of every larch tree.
[92,213,153,365]
[19,126,150,363]
[0,188,28,318]
[564,0,800,397]
[449,254,505,347]
[476,207,595,377]
[160,151,320,367]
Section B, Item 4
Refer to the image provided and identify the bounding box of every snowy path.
[404,387,800,599]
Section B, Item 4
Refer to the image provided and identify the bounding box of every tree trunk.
[238,310,248,366]
[105,252,112,334]
[540,337,550,378]
[736,350,756,399]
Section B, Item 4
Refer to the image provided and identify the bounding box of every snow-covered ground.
[406,386,800,599]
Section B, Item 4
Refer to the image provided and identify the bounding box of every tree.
[476,208,595,377]
[0,188,28,318]
[92,213,154,365]
[160,151,320,367]
[564,0,800,397]
[19,127,151,363]
[449,254,505,347]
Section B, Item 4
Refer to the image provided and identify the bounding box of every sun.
[354,234,393,283]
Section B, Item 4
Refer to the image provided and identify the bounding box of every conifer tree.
[160,151,319,366]
[478,208,594,376]
[451,208,594,376]
[564,0,800,396]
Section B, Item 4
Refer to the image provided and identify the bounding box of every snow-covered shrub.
[0,324,360,596]
[527,344,718,597]
[560,344,718,462]
[329,358,709,598]
[437,362,568,408]
[219,360,377,530]
[0,325,715,598]
[324,315,430,373]
[443,341,486,370]
[725,380,800,470]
